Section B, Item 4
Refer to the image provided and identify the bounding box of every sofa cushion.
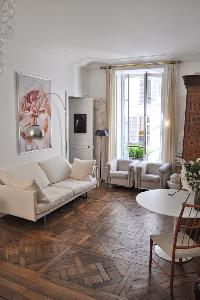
[37,203,51,215]
[42,186,73,208]
[39,156,72,184]
[141,174,160,183]
[0,162,50,189]
[70,158,96,181]
[52,178,97,195]
[110,171,128,179]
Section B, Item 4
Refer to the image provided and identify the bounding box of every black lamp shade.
[95,129,109,136]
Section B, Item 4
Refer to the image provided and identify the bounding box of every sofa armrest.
[128,160,139,170]
[105,159,117,184]
[136,162,147,188]
[159,163,172,188]
[128,160,140,187]
[159,163,171,174]
[136,161,147,176]
[0,185,37,221]
[93,165,99,187]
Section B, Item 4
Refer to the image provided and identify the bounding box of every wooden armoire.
[182,75,200,161]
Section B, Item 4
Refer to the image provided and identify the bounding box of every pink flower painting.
[17,73,51,153]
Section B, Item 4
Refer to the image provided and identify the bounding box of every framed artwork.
[16,72,52,154]
[74,114,87,133]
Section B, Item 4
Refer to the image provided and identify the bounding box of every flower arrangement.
[184,158,200,193]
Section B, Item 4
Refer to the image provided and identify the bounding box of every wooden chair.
[149,203,200,296]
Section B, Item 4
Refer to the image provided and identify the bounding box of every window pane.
[129,75,145,159]
[146,74,162,162]
[121,75,129,158]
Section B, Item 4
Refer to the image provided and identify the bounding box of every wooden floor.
[0,184,199,300]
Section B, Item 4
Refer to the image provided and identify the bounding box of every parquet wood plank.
[0,276,51,300]
[0,261,95,300]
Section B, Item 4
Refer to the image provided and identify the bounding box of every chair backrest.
[117,159,132,171]
[173,203,200,255]
[146,163,162,175]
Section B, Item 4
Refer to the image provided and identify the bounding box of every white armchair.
[136,162,172,190]
[105,159,140,188]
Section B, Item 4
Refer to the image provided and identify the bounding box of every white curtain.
[106,68,117,161]
[161,64,177,167]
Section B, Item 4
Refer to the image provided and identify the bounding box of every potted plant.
[129,144,144,159]
[184,158,200,207]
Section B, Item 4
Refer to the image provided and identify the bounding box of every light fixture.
[0,0,16,73]
[25,92,67,157]
[165,120,170,127]
[95,129,109,180]
[25,124,44,140]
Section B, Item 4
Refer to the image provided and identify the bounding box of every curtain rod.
[100,60,181,70]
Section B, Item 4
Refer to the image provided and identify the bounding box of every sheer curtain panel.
[106,68,117,161]
[162,64,177,166]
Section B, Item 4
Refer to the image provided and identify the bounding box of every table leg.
[155,217,192,263]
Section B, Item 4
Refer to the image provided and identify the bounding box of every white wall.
[83,63,106,100]
[0,40,83,168]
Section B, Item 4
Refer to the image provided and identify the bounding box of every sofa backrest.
[0,162,50,189]
[117,159,132,171]
[146,163,162,175]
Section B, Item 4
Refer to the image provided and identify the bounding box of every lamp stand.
[99,136,102,180]
[95,129,109,182]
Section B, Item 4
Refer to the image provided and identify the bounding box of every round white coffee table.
[136,189,197,262]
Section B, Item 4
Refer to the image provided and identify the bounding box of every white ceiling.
[15,0,200,65]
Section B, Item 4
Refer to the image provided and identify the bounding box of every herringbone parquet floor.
[0,184,199,299]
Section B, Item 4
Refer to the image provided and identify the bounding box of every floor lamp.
[95,129,109,181]
[25,92,67,158]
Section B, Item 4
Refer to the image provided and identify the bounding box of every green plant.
[129,144,144,159]
[184,158,200,192]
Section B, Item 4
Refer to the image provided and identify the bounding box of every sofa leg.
[80,192,87,199]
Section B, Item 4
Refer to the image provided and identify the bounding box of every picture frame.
[74,114,87,133]
[16,72,52,154]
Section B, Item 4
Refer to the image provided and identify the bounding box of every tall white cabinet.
[68,97,94,163]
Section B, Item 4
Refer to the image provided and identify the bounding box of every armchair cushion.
[146,163,161,175]
[141,174,160,183]
[110,171,128,179]
[118,159,132,171]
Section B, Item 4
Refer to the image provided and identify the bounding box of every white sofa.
[0,157,98,222]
